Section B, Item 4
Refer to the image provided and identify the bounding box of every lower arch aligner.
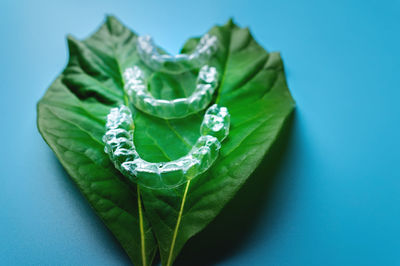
[137,34,218,74]
[103,104,230,189]
[123,65,219,119]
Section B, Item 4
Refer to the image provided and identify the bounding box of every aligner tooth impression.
[123,64,219,119]
[103,34,230,189]
[137,34,218,74]
[103,104,230,189]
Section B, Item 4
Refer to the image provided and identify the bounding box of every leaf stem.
[166,180,191,266]
[123,70,145,265]
[137,185,147,266]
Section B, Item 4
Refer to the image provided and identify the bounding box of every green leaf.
[37,16,295,266]
[137,21,295,265]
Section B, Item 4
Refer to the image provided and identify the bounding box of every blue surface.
[1,0,400,265]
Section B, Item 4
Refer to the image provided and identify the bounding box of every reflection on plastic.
[137,34,218,74]
[123,65,218,119]
[103,104,230,189]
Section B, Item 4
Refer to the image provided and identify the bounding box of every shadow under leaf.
[174,111,296,266]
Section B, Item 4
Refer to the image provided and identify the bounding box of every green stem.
[122,73,146,266]
[137,186,147,266]
[166,180,191,266]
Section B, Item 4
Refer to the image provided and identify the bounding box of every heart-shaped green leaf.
[37,16,295,265]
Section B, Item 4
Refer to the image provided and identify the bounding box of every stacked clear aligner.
[104,34,229,189]
[137,34,218,74]
[103,104,230,189]
[123,65,219,119]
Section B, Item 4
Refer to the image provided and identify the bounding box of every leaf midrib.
[166,180,191,266]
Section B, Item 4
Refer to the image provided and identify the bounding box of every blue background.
[1,0,399,265]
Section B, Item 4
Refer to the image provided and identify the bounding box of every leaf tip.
[105,14,118,24]
[65,34,79,50]
[226,17,236,27]
[65,34,74,42]
[103,15,128,36]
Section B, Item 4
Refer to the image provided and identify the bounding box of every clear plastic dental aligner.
[103,104,230,189]
[123,65,219,119]
[137,34,218,73]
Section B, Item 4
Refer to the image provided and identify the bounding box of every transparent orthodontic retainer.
[103,104,230,189]
[123,65,219,119]
[137,33,218,74]
[103,34,230,189]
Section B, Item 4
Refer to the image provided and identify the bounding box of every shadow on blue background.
[1,0,400,265]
